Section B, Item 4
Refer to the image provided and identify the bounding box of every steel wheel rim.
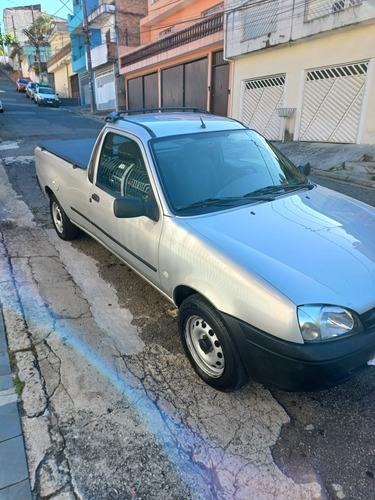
[185,315,225,378]
[52,202,64,234]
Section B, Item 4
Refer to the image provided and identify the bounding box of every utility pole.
[82,0,96,113]
[114,0,120,111]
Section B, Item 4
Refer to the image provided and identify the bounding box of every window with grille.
[242,0,278,41]
[305,0,363,21]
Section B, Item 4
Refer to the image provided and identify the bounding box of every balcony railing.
[121,12,223,68]
[47,43,72,70]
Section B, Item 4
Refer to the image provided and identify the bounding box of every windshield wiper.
[178,195,275,211]
[244,183,314,198]
[178,197,242,210]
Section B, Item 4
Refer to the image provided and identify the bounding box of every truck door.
[87,132,162,287]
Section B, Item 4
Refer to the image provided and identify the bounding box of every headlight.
[298,305,363,342]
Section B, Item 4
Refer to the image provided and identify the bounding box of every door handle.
[91,193,100,202]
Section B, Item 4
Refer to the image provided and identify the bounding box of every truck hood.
[185,185,375,310]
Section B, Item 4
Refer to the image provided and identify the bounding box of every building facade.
[225,0,375,144]
[120,0,230,116]
[68,0,101,107]
[3,5,50,79]
[68,0,146,110]
[47,23,76,99]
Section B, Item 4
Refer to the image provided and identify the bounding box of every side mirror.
[113,197,159,222]
[298,162,311,176]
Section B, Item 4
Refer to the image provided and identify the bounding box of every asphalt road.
[1,68,375,499]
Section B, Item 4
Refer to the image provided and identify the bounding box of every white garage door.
[299,62,368,143]
[241,75,285,140]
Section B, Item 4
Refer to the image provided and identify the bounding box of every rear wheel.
[50,195,79,240]
[178,294,248,391]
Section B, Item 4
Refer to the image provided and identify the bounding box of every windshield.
[151,129,311,215]
[40,88,54,95]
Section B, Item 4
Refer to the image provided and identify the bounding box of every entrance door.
[70,74,79,98]
[210,50,229,116]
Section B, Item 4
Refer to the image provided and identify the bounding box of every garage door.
[161,58,208,109]
[128,72,158,110]
[299,62,368,143]
[241,75,285,140]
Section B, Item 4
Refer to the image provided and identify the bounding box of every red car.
[16,78,30,92]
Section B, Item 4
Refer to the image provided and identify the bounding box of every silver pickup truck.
[35,108,375,392]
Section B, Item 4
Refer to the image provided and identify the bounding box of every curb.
[0,306,32,499]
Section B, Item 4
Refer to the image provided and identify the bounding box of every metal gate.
[79,73,90,106]
[210,50,229,117]
[95,69,115,111]
[241,75,285,139]
[161,58,208,108]
[127,72,158,110]
[299,62,368,143]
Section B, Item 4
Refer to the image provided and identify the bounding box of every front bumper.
[222,311,375,391]
[40,99,60,107]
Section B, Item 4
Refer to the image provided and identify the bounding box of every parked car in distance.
[0,97,3,113]
[33,85,60,107]
[26,81,38,99]
[16,78,30,92]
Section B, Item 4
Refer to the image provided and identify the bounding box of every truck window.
[96,133,150,200]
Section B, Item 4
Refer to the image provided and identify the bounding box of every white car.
[34,85,60,107]
[35,109,375,392]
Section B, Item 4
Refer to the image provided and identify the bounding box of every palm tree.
[23,14,55,81]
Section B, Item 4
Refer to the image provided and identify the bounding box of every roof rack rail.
[105,107,210,123]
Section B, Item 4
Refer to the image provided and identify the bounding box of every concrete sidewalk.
[0,308,32,499]
[275,141,375,190]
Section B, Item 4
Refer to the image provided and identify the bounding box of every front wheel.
[50,195,79,240]
[178,294,248,391]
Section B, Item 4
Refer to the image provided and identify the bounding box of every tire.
[178,294,248,392]
[50,195,79,240]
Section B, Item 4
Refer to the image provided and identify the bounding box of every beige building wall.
[52,63,74,98]
[231,24,375,144]
[49,31,70,54]
[48,29,74,98]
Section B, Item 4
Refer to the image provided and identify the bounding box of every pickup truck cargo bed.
[39,138,97,169]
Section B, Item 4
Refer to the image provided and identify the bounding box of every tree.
[0,30,20,58]
[23,14,55,81]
